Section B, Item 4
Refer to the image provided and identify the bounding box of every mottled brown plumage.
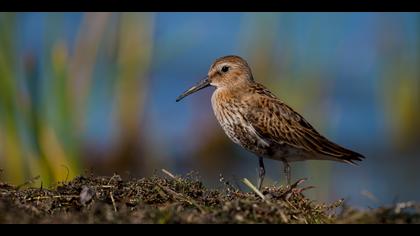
[176,55,365,189]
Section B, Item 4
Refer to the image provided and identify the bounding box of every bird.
[176,55,365,190]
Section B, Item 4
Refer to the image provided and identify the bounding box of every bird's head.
[176,55,253,102]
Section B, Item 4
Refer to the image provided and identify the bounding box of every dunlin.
[176,55,365,189]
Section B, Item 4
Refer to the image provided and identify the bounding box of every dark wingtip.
[342,152,365,166]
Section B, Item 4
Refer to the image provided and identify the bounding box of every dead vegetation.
[0,170,418,224]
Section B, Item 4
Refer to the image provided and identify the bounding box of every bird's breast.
[211,89,270,155]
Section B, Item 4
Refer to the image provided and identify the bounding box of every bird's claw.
[281,178,315,200]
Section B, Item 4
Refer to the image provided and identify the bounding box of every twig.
[156,183,205,213]
[110,192,117,212]
[279,210,289,223]
[26,195,79,201]
[101,185,114,188]
[285,199,298,210]
[161,169,176,179]
[241,178,265,200]
[107,173,119,185]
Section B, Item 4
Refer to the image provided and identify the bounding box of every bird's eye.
[221,66,229,73]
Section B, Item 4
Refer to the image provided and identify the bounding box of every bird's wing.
[243,84,364,163]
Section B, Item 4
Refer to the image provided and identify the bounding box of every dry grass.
[0,170,418,224]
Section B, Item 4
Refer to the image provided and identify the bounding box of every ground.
[0,170,419,224]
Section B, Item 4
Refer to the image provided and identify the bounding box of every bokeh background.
[0,12,419,208]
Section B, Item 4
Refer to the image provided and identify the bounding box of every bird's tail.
[337,150,365,165]
[316,138,365,165]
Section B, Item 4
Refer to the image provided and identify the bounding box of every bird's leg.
[257,156,265,190]
[283,161,291,186]
[280,162,313,199]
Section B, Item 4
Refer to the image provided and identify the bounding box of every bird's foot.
[281,178,314,200]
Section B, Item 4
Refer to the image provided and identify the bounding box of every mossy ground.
[0,171,419,224]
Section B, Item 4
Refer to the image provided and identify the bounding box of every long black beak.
[176,77,211,102]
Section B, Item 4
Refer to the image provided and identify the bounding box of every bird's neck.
[214,86,242,101]
[223,79,255,94]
